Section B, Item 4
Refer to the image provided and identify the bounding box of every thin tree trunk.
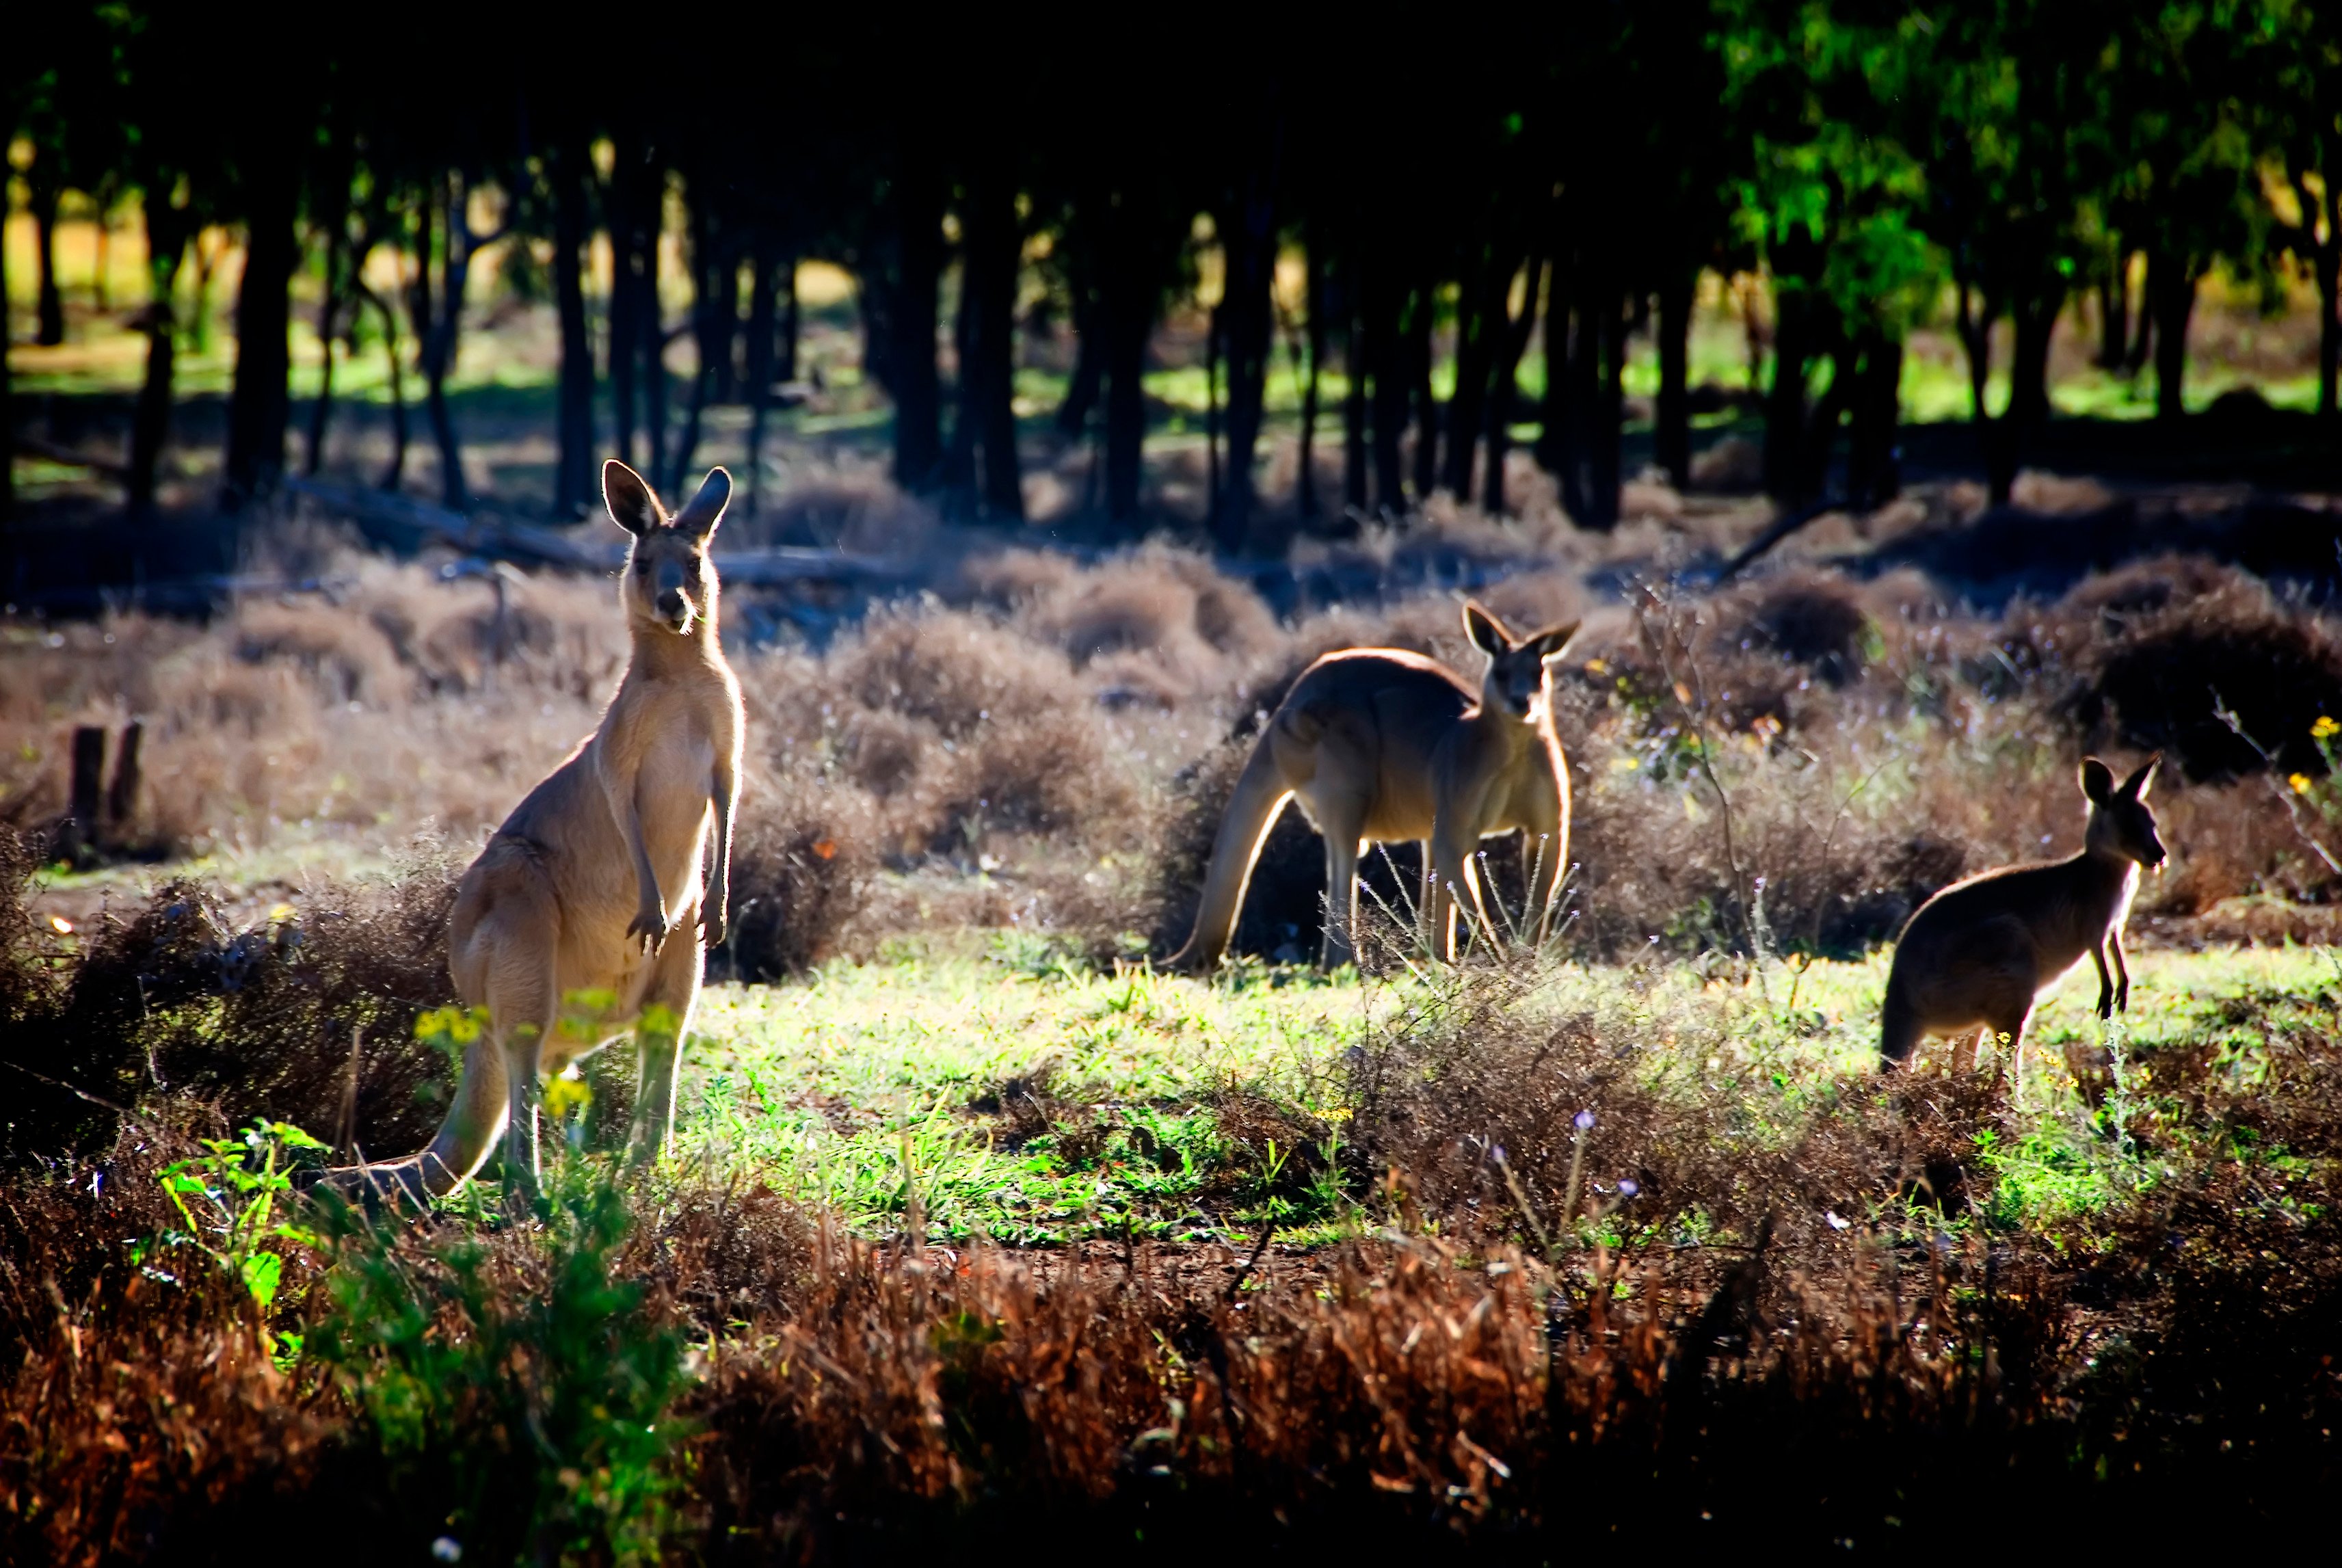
[1483,253,1545,516]
[743,237,779,514]
[1587,295,1623,529]
[1055,288,1102,438]
[1655,269,1695,490]
[304,272,340,478]
[891,152,945,492]
[1214,166,1277,550]
[129,210,191,522]
[779,256,799,385]
[940,258,977,503]
[2311,176,2341,421]
[1097,187,1160,524]
[31,172,65,347]
[1441,254,1499,500]
[1844,330,1902,509]
[223,150,299,509]
[551,137,596,516]
[638,185,669,490]
[712,235,741,405]
[1340,261,1367,516]
[2147,253,2195,423]
[1204,303,1221,534]
[0,172,11,525]
[1763,279,1816,504]
[1365,265,1405,514]
[608,142,641,469]
[2094,258,2129,371]
[1297,241,1324,519]
[354,284,410,492]
[1407,284,1437,503]
[669,185,721,492]
[965,161,1024,520]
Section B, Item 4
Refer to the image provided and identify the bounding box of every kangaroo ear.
[2079,757,2116,806]
[1531,620,1582,662]
[2122,752,2162,800]
[672,466,732,540]
[603,460,665,537]
[1462,600,1512,657]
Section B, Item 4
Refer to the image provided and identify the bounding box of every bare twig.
[2212,693,2342,875]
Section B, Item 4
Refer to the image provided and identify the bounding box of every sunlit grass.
[656,940,2334,1249]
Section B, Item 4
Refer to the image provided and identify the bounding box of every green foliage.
[308,1178,688,1567]
[150,1119,328,1354]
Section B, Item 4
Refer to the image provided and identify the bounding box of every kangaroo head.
[606,460,730,638]
[2080,754,2166,869]
[1463,600,1580,720]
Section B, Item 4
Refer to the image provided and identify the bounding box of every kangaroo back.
[1167,734,1293,971]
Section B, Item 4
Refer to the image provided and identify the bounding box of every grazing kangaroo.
[347,460,744,1199]
[1170,601,1578,971]
[1880,755,2165,1080]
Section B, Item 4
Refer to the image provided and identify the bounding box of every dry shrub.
[1,555,626,854]
[0,862,459,1163]
[2058,560,2342,780]
[721,762,880,981]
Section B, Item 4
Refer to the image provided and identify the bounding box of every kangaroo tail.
[1879,970,1924,1068]
[1167,736,1292,973]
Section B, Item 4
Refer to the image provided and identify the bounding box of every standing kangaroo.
[1170,601,1578,971]
[1880,755,2165,1079]
[349,460,744,1199]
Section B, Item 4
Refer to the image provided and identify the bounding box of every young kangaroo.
[1170,601,1578,971]
[347,460,745,1199]
[1880,755,2165,1079]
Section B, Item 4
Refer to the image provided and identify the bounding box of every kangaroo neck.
[2066,845,2138,903]
[628,617,723,682]
[1469,694,1543,758]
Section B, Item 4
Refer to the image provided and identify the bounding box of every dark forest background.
[6,2,2342,559]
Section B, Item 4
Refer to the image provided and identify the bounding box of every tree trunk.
[712,236,741,405]
[637,194,668,491]
[1214,171,1277,550]
[551,137,596,517]
[222,151,299,509]
[2313,178,2341,422]
[1055,282,1102,438]
[608,143,641,470]
[0,171,11,524]
[129,209,191,522]
[1483,253,1545,516]
[1655,269,1695,490]
[303,259,340,478]
[1441,252,1502,500]
[1340,260,1367,516]
[779,257,799,385]
[2094,259,2129,371]
[1844,330,1902,510]
[669,185,723,492]
[1297,241,1324,518]
[1203,304,1221,532]
[2146,253,2194,423]
[1407,284,1437,504]
[743,238,780,514]
[1586,295,1623,529]
[1365,265,1405,514]
[360,285,410,491]
[890,152,945,492]
[1763,280,1817,504]
[963,161,1024,520]
[31,170,65,347]
[1097,190,1160,524]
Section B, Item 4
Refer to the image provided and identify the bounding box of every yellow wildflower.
[2315,715,2339,741]
[2290,773,2315,795]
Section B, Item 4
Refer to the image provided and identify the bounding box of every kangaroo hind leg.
[627,918,706,1168]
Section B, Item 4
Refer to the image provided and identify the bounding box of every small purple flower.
[1617,1178,1639,1197]
[1573,1109,1596,1132]
[1491,1145,1508,1164]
